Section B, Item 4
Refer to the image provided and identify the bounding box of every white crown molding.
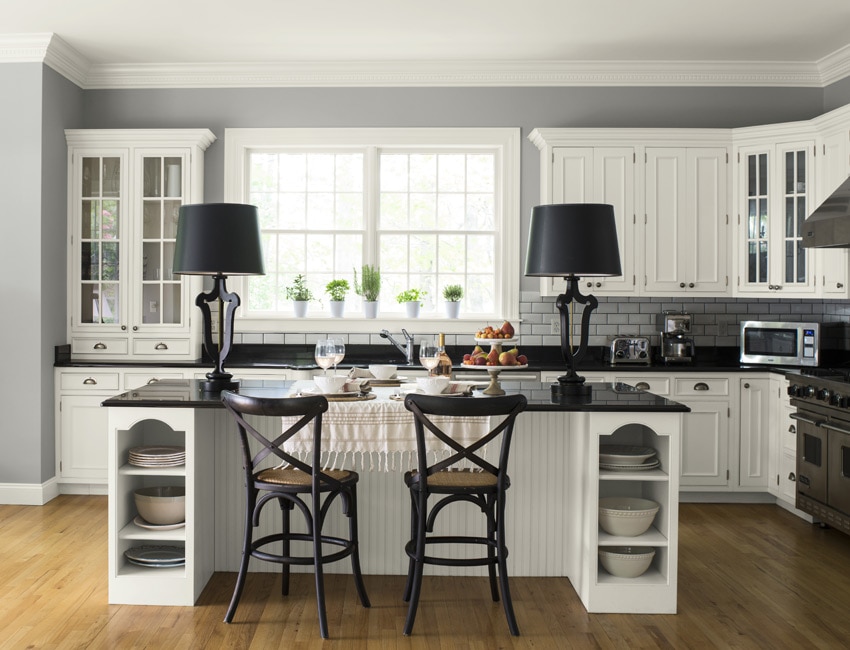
[83,59,826,89]
[2,32,849,89]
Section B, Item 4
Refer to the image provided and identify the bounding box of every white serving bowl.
[369,364,397,380]
[313,375,348,394]
[598,497,659,537]
[134,485,186,525]
[416,376,451,395]
[599,546,656,578]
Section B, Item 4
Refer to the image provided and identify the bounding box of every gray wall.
[825,76,850,112]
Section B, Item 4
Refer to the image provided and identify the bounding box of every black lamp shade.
[173,203,265,276]
[525,204,622,278]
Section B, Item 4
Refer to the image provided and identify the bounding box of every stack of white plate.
[599,445,659,471]
[124,544,185,568]
[128,445,185,468]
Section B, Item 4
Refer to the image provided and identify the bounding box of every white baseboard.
[0,477,61,505]
[59,483,108,496]
[680,491,775,504]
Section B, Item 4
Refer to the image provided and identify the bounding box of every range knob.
[831,393,845,407]
[787,384,802,397]
[803,385,816,398]
[817,388,831,402]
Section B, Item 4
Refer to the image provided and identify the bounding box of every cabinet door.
[59,394,109,480]
[645,148,727,295]
[775,142,815,294]
[816,129,850,296]
[679,399,730,488]
[548,147,636,296]
[70,149,129,333]
[739,378,770,488]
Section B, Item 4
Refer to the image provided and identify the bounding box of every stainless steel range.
[787,369,850,536]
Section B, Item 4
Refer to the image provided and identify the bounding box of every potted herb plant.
[325,279,350,318]
[354,264,381,319]
[285,274,314,318]
[442,283,463,319]
[396,288,426,318]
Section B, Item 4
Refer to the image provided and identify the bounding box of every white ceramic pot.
[293,300,309,318]
[405,302,420,318]
[444,301,461,319]
[363,301,379,319]
[329,300,345,318]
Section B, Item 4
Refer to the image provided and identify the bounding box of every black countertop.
[101,379,689,413]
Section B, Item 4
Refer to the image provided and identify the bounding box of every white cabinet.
[734,135,817,296]
[815,122,850,296]
[672,377,731,489]
[738,377,771,489]
[529,129,729,298]
[643,147,729,295]
[66,129,216,361]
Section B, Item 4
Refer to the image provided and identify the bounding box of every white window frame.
[224,127,521,334]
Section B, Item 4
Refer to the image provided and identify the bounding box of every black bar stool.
[401,392,528,636]
[221,390,370,639]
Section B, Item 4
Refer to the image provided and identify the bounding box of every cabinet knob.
[93,342,107,350]
[586,282,593,288]
[694,382,710,391]
[744,382,750,389]
[789,424,796,434]
[147,378,159,384]
[83,377,97,385]
[132,326,139,332]
[788,472,796,482]
[839,283,845,289]
[121,325,127,331]
[679,282,685,288]
[154,342,168,350]
[689,282,695,288]
[635,382,650,390]
[596,281,602,288]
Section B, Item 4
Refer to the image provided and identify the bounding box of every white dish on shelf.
[474,338,518,346]
[599,546,655,578]
[599,459,661,472]
[124,544,185,566]
[133,515,186,531]
[599,445,656,464]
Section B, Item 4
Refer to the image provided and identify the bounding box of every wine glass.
[419,340,440,377]
[331,338,346,373]
[314,339,334,376]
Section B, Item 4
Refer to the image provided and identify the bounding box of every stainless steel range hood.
[802,175,850,248]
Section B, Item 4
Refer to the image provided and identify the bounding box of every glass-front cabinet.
[735,139,817,296]
[67,130,216,360]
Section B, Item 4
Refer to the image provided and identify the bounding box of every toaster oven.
[610,337,651,365]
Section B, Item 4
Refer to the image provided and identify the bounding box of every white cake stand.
[465,338,525,395]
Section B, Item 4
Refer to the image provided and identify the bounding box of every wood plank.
[3,497,850,647]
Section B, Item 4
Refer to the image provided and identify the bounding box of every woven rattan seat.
[221,391,370,639]
[401,392,527,637]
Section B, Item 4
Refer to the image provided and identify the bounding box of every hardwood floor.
[2,496,850,648]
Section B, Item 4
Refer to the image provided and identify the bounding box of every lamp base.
[551,380,592,398]
[201,373,240,393]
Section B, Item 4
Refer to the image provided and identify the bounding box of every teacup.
[313,375,348,394]
[416,376,450,395]
[369,364,397,380]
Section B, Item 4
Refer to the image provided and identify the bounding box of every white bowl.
[416,376,451,395]
[369,364,397,380]
[599,546,655,578]
[313,375,348,394]
[598,497,659,537]
[134,485,186,525]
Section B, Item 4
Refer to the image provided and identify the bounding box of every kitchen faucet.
[380,329,415,364]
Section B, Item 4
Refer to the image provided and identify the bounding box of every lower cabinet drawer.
[123,372,186,390]
[71,337,129,356]
[60,372,121,391]
[674,377,729,396]
[132,338,191,356]
[613,376,670,395]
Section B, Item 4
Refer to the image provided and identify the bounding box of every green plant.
[396,288,426,305]
[353,264,381,302]
[325,279,350,301]
[284,274,314,302]
[442,284,463,302]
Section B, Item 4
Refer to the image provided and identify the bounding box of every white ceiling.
[2,0,850,88]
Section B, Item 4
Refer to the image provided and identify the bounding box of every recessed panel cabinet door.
[679,399,730,488]
[60,395,109,481]
[739,378,770,489]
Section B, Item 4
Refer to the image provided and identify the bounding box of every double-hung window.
[224,128,520,331]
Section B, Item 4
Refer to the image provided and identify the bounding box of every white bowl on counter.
[598,497,659,536]
[599,546,655,578]
[369,364,397,380]
[134,485,186,525]
[313,375,348,394]
[416,376,451,395]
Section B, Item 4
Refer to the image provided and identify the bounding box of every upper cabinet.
[532,103,850,300]
[530,129,731,298]
[66,129,216,360]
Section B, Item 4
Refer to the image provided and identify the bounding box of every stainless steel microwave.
[739,321,819,367]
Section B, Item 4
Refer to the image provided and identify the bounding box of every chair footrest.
[252,532,355,566]
[404,536,508,567]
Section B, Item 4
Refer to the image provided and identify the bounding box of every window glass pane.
[381,154,408,191]
[306,193,334,230]
[410,154,436,192]
[307,154,335,191]
[410,193,437,229]
[437,194,465,230]
[438,234,465,273]
[467,193,495,229]
[278,154,306,191]
[380,234,408,273]
[102,200,120,240]
[380,193,408,230]
[279,193,305,229]
[438,154,465,192]
[467,154,495,192]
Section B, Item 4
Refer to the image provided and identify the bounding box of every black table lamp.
[173,203,265,392]
[525,204,622,398]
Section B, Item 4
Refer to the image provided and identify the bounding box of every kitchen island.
[103,379,687,614]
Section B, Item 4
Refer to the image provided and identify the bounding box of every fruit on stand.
[475,320,516,340]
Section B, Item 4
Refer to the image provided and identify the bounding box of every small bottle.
[435,333,453,377]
